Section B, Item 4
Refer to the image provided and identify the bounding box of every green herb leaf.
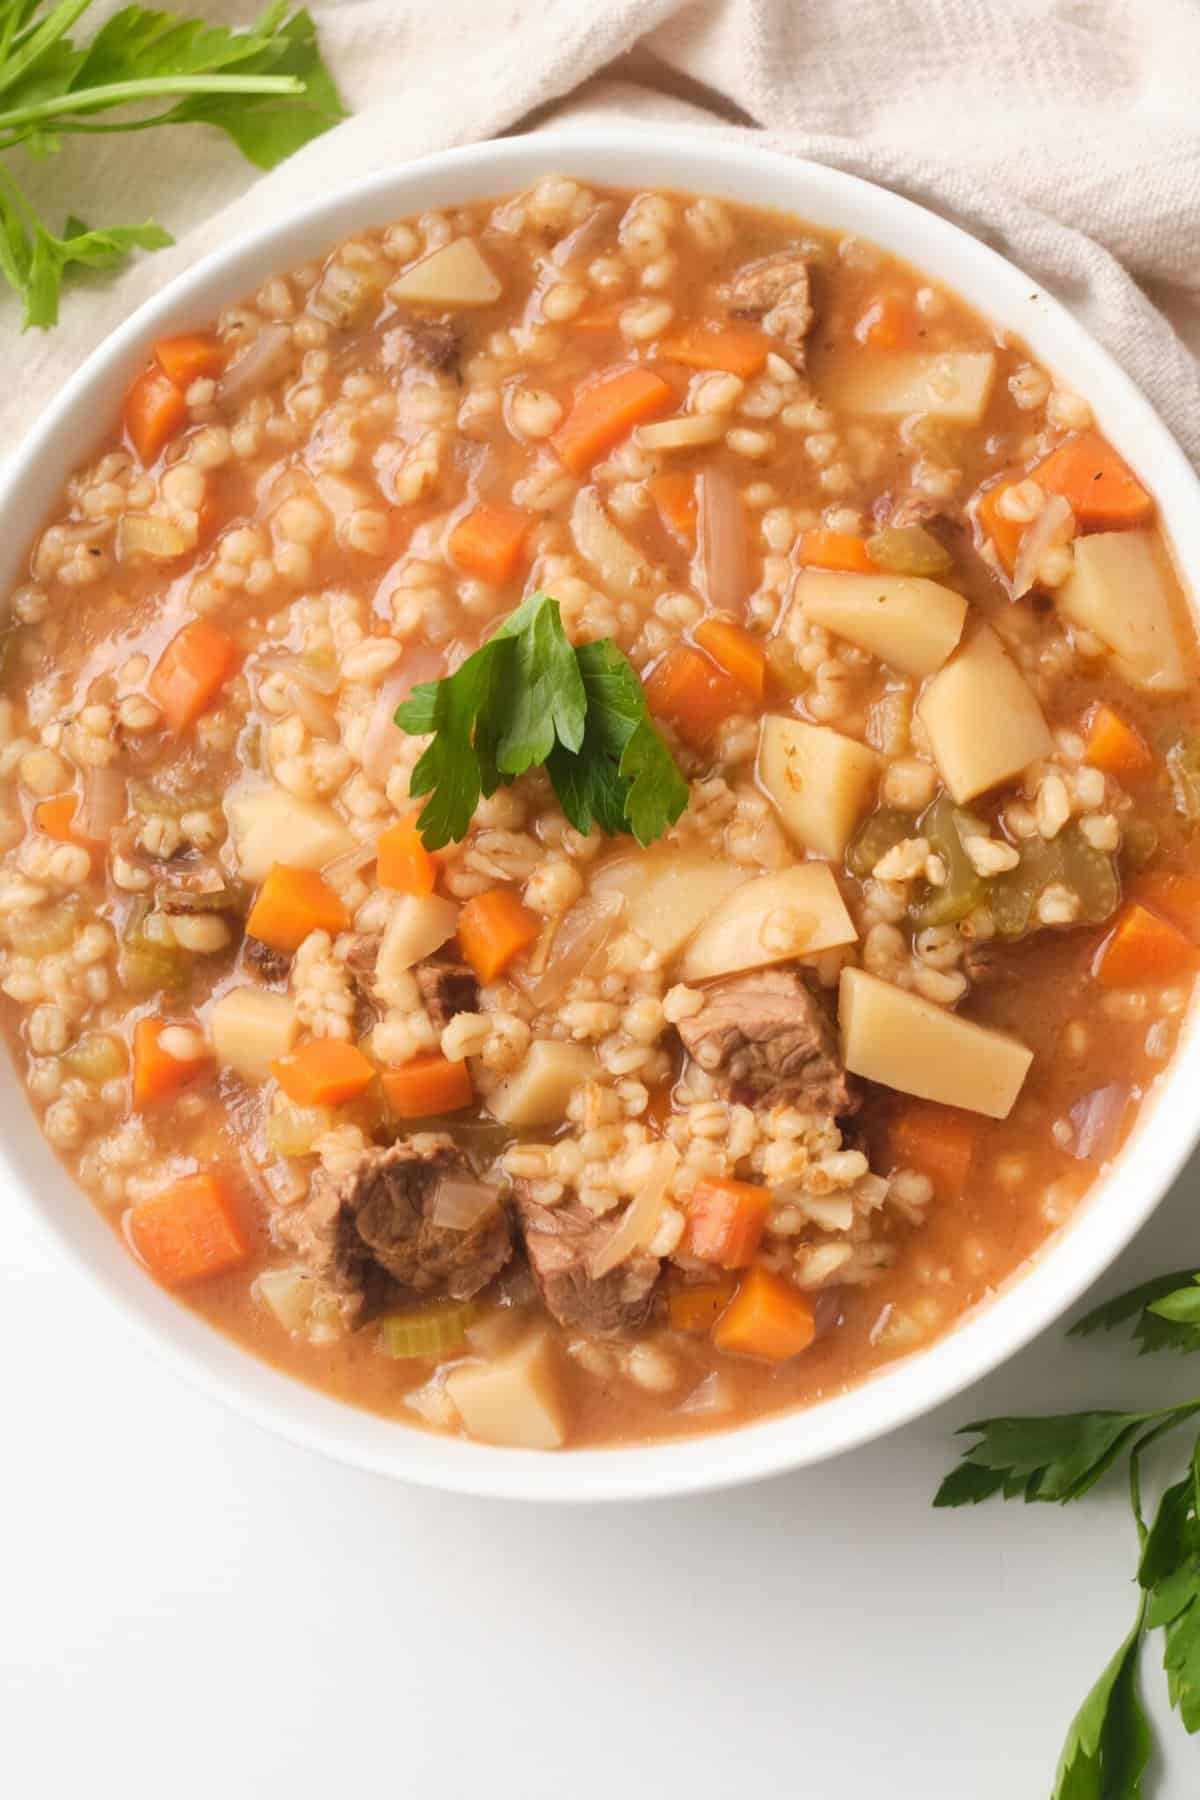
[398,636,512,850]
[491,590,586,775]
[1071,1271,1200,1357]
[1052,1602,1150,1800]
[1140,1440,1200,1733]
[934,1410,1174,1508]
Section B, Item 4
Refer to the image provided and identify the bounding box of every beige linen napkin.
[6,0,1200,465]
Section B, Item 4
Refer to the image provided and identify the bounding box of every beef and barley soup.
[3,175,1199,1451]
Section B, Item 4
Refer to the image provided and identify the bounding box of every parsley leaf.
[1141,1440,1200,1733]
[1052,1601,1150,1800]
[395,596,688,851]
[1071,1271,1200,1357]
[934,1410,1160,1507]
[0,3,344,327]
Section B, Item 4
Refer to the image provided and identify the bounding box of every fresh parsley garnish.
[0,2,344,328]
[936,1268,1200,1797]
[395,592,689,851]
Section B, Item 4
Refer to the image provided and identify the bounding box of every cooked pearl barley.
[158,1025,206,1062]
[619,297,674,342]
[168,913,231,952]
[506,385,564,440]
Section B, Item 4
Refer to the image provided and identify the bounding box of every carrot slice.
[551,365,674,476]
[458,888,540,983]
[693,618,766,701]
[154,332,227,389]
[649,470,698,544]
[32,793,106,869]
[124,362,188,465]
[246,865,351,954]
[376,815,438,895]
[888,1102,976,1200]
[855,294,917,350]
[797,528,878,574]
[1095,902,1200,989]
[381,1053,473,1119]
[1082,703,1155,781]
[643,644,744,748]
[712,1267,816,1362]
[273,1039,376,1107]
[668,1276,738,1334]
[127,1172,249,1288]
[132,1018,210,1108]
[684,1177,772,1269]
[974,477,1025,573]
[148,618,237,732]
[448,503,534,585]
[657,322,771,378]
[1030,430,1153,532]
[1133,874,1200,942]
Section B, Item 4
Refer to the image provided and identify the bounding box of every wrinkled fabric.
[6,0,1199,464]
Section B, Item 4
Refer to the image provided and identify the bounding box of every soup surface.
[2,176,1198,1451]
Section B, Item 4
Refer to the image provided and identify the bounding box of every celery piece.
[62,1032,129,1083]
[765,638,809,697]
[846,807,913,879]
[380,1301,477,1360]
[866,524,953,578]
[990,837,1064,937]
[121,904,192,996]
[1121,818,1158,874]
[911,795,986,927]
[1059,824,1120,926]
[266,1103,334,1157]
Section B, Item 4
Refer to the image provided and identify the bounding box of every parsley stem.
[0,72,303,135]
[0,0,93,104]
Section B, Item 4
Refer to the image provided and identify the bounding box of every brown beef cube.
[676,966,857,1115]
[515,1192,660,1338]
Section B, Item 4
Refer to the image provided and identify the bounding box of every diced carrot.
[643,644,743,748]
[458,887,541,983]
[154,332,227,389]
[148,617,237,732]
[132,1017,210,1109]
[448,503,534,585]
[888,1102,976,1201]
[1030,431,1153,532]
[694,618,766,701]
[377,815,438,895]
[1095,902,1200,990]
[551,365,674,476]
[32,793,105,869]
[381,1053,473,1119]
[1133,873,1200,942]
[855,294,917,351]
[797,528,878,574]
[684,1177,772,1269]
[668,1276,738,1334]
[127,1172,249,1288]
[974,477,1025,573]
[657,321,770,379]
[1082,703,1155,781]
[246,865,351,954]
[649,470,698,544]
[712,1266,816,1362]
[569,298,626,333]
[273,1039,377,1107]
[124,362,188,465]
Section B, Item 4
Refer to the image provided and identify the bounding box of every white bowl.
[3,128,1198,1502]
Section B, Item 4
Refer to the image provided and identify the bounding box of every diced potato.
[571,486,663,602]
[254,1266,317,1335]
[838,966,1032,1118]
[225,783,354,882]
[210,987,298,1082]
[377,893,460,985]
[445,1332,567,1450]
[487,1040,598,1127]
[833,350,996,423]
[388,238,501,308]
[794,570,967,677]
[590,846,748,959]
[757,715,881,859]
[916,626,1053,803]
[679,864,857,982]
[1057,530,1187,693]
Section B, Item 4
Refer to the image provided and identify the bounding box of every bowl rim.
[4,124,1200,1504]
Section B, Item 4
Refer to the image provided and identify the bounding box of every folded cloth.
[5,0,1199,466]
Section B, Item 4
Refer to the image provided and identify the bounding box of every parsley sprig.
[937,1268,1200,1797]
[395,592,689,851]
[0,1,344,328]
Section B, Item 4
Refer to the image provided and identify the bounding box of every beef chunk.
[723,250,814,361]
[516,1192,660,1338]
[384,317,461,376]
[676,966,857,1115]
[416,958,479,1032]
[282,1136,512,1325]
[244,935,289,984]
[342,934,381,1037]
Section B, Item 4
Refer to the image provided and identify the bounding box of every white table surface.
[6,1156,1200,1799]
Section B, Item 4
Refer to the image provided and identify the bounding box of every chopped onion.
[812,1286,844,1339]
[523,892,625,1006]
[552,203,616,268]
[677,1372,733,1416]
[590,1142,679,1278]
[431,1176,501,1233]
[1011,493,1074,599]
[1068,1083,1130,1163]
[320,834,382,885]
[697,466,749,613]
[255,653,341,696]
[361,652,446,788]
[218,324,294,405]
[77,764,126,837]
[571,485,660,601]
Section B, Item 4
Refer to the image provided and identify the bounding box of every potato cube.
[487,1040,598,1127]
[680,863,857,981]
[377,893,460,984]
[1057,530,1187,693]
[839,967,1032,1118]
[446,1332,567,1450]
[916,626,1053,802]
[210,987,298,1082]
[225,783,354,883]
[794,570,967,677]
[590,846,748,959]
[757,714,881,859]
[833,351,996,423]
[388,238,501,308]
